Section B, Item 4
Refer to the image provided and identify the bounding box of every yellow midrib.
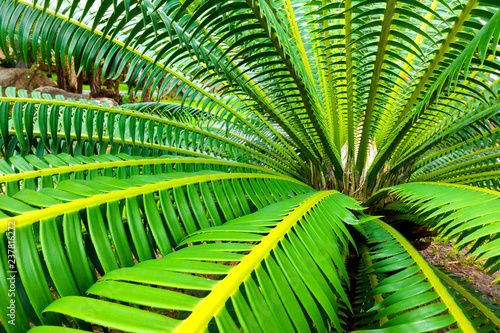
[411,182,500,196]
[283,0,315,87]
[422,150,500,181]
[174,190,335,332]
[9,128,220,159]
[447,170,500,184]
[0,96,287,165]
[375,219,476,332]
[432,266,500,327]
[6,127,298,177]
[382,0,439,114]
[0,157,278,184]
[395,0,479,123]
[0,173,306,233]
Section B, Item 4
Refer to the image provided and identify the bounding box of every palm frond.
[25,191,361,332]
[0,162,311,328]
[372,183,500,275]
[0,87,305,177]
[354,219,498,332]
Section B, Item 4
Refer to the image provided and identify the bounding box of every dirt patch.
[419,240,500,301]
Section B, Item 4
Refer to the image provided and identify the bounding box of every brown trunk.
[157,77,165,100]
[90,67,102,97]
[114,78,121,102]
[67,57,78,93]
[141,82,153,102]
[76,71,83,94]
[105,79,113,90]
[56,63,65,89]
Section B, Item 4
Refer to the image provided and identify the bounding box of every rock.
[16,60,28,69]
[0,68,56,91]
[33,87,118,106]
[34,86,90,100]
[92,97,118,106]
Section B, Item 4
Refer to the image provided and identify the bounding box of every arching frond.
[24,191,361,332]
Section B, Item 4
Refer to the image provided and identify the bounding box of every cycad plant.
[1,0,500,332]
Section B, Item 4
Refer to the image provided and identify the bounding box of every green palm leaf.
[1,0,500,331]
[371,183,500,273]
[28,191,360,332]
[354,219,499,332]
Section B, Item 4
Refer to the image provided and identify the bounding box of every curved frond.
[0,162,311,328]
[0,87,305,178]
[373,183,500,275]
[354,219,498,332]
[28,191,361,332]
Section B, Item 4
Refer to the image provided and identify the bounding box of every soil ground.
[419,238,500,302]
